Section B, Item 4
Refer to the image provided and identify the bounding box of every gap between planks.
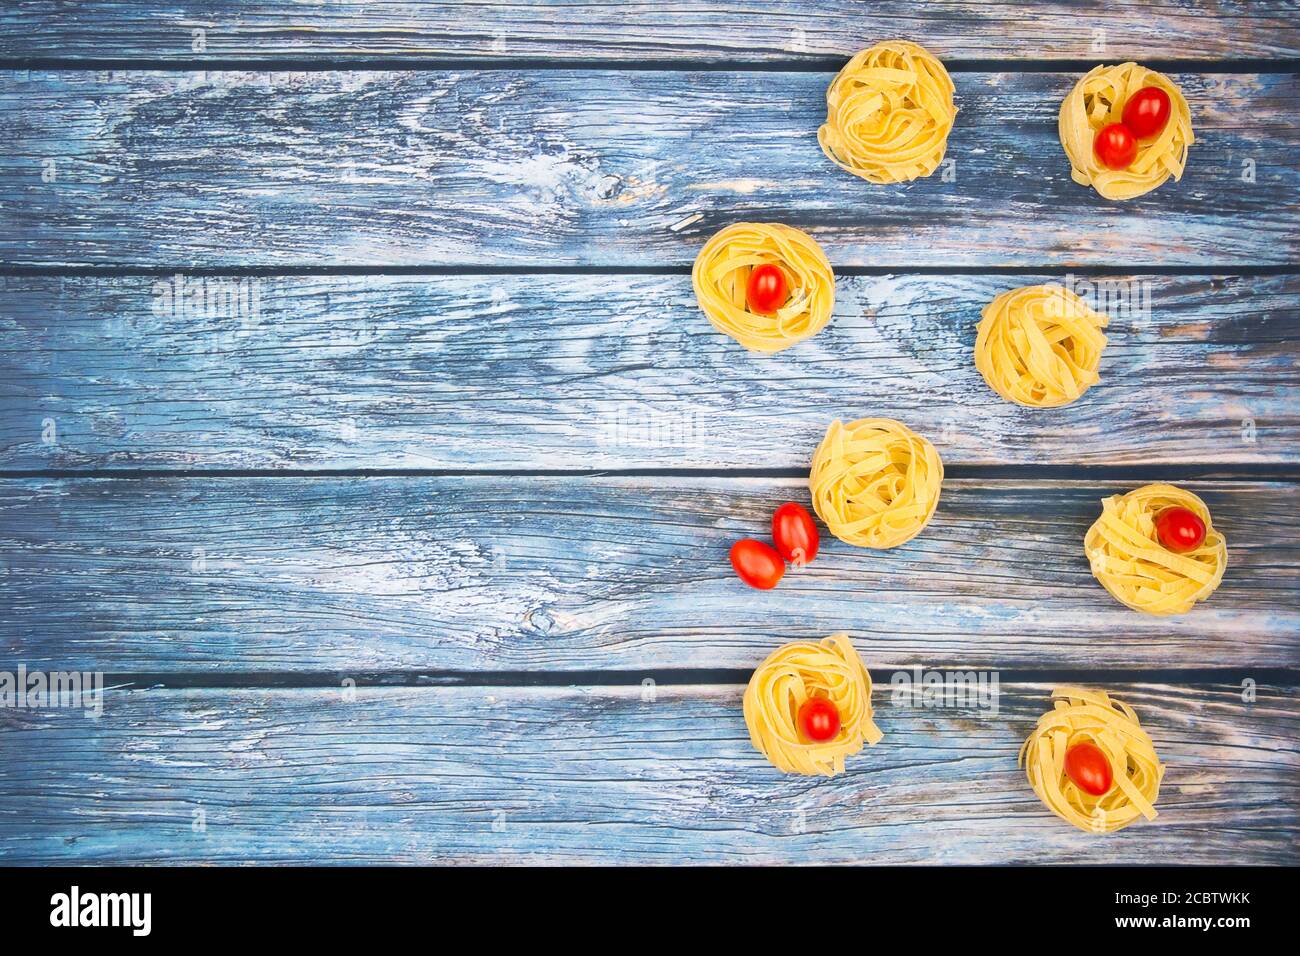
[4,58,1300,74]
[67,667,1300,691]
[3,466,1298,482]
[4,264,1300,278]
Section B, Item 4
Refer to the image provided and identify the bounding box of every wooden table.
[1,2,1297,865]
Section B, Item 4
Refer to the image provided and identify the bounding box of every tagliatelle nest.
[974,284,1111,408]
[743,634,882,776]
[817,40,957,184]
[1084,483,1227,616]
[1059,62,1194,201]
[810,417,943,549]
[1019,686,1165,833]
[691,222,835,352]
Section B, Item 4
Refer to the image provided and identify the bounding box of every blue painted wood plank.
[1,71,1295,267]
[2,477,1296,673]
[2,2,1297,62]
[0,682,1294,865]
[2,273,1295,470]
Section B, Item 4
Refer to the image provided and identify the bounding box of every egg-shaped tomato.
[1094,122,1137,170]
[1064,742,1113,796]
[1122,87,1172,139]
[746,263,788,314]
[729,539,785,590]
[798,698,841,742]
[1156,506,1206,552]
[772,502,820,566]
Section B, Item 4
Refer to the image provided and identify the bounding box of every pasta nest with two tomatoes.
[1059,62,1193,200]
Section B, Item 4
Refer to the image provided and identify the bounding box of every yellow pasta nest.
[691,222,835,352]
[817,40,957,184]
[743,634,883,776]
[1084,483,1227,616]
[810,417,943,549]
[1059,62,1194,201]
[974,284,1111,408]
[1019,687,1165,833]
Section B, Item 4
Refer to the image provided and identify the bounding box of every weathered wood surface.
[3,2,1299,63]
[3,477,1296,673]
[2,272,1295,470]
[1,682,1293,865]
[2,70,1296,267]
[1,3,1296,869]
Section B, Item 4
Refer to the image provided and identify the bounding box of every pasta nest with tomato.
[974,284,1111,408]
[691,222,835,352]
[1019,687,1165,833]
[817,40,957,184]
[1084,484,1227,616]
[743,634,883,777]
[1059,62,1194,201]
[810,417,943,549]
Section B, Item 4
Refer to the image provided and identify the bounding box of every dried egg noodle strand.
[1059,62,1194,200]
[743,634,883,776]
[691,222,835,353]
[818,40,957,184]
[1084,483,1226,616]
[974,284,1111,408]
[810,417,943,549]
[1019,686,1165,833]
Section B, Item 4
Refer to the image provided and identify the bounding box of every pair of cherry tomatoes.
[1092,86,1172,170]
[1064,741,1114,796]
[1156,506,1206,552]
[746,264,788,314]
[729,502,821,590]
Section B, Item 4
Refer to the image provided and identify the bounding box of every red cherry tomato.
[1155,506,1206,552]
[729,539,785,590]
[772,502,820,567]
[1064,741,1113,796]
[798,698,841,742]
[1093,122,1137,170]
[746,264,788,314]
[1122,87,1172,139]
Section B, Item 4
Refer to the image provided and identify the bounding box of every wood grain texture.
[1,682,1294,864]
[3,477,1296,673]
[2,2,1298,63]
[1,3,1297,870]
[2,272,1295,470]
[2,70,1295,267]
